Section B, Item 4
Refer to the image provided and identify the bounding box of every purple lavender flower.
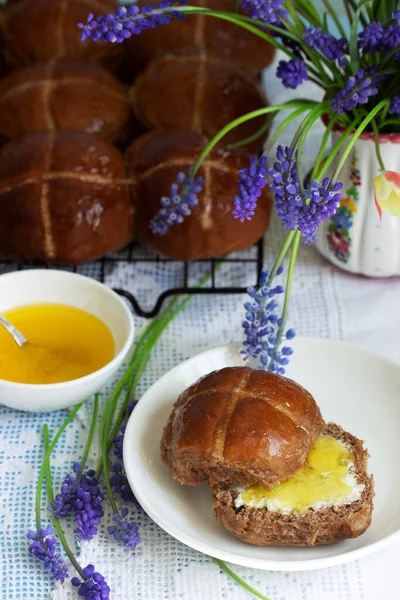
[321,37,348,66]
[297,178,344,243]
[358,22,384,53]
[331,67,379,115]
[302,26,348,65]
[149,171,204,235]
[73,470,104,541]
[78,1,187,43]
[381,22,400,57]
[389,95,400,117]
[71,564,110,600]
[302,25,323,50]
[50,462,80,519]
[241,0,288,25]
[276,59,308,89]
[268,146,343,244]
[242,267,295,374]
[49,463,104,541]
[268,145,301,228]
[112,426,125,462]
[110,403,138,503]
[112,401,137,462]
[110,461,136,504]
[26,526,69,582]
[233,156,268,222]
[107,507,140,549]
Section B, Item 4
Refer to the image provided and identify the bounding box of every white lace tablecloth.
[1,52,400,600]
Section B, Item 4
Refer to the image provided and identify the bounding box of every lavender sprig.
[389,95,400,118]
[358,16,400,56]
[110,459,136,504]
[381,22,400,57]
[242,267,295,374]
[241,0,288,25]
[26,526,69,583]
[71,564,110,600]
[73,470,104,541]
[331,68,380,115]
[78,1,187,43]
[107,508,140,549]
[29,421,111,600]
[49,463,104,541]
[108,401,138,504]
[276,59,309,89]
[233,156,268,222]
[269,145,343,244]
[358,21,384,53]
[50,462,80,519]
[149,171,204,235]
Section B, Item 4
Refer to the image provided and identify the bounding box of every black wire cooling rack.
[0,240,264,318]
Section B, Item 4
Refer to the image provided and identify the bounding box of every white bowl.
[124,339,400,571]
[0,269,134,412]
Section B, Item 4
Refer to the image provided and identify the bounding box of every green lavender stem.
[295,0,322,25]
[268,230,301,371]
[266,105,318,155]
[310,117,337,181]
[106,279,210,450]
[343,0,353,24]
[77,394,99,480]
[379,118,400,128]
[190,101,318,179]
[280,8,339,83]
[100,296,184,511]
[43,425,85,579]
[35,404,83,535]
[101,269,217,510]
[96,320,158,452]
[228,117,273,150]
[371,119,386,172]
[291,103,330,192]
[268,231,296,283]
[214,558,271,600]
[100,302,179,454]
[313,116,362,182]
[105,307,178,449]
[329,100,389,182]
[178,7,308,66]
[98,318,160,470]
[321,0,347,38]
[290,102,330,155]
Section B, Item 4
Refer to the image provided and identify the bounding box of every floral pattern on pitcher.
[327,152,361,263]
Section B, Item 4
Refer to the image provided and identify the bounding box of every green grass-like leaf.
[349,0,373,73]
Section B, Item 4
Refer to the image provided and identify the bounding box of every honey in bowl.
[0,303,115,384]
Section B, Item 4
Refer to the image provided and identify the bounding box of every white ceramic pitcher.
[316,130,400,277]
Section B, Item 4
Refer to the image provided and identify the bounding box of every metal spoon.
[0,315,28,347]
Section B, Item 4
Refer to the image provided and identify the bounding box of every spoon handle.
[0,315,27,347]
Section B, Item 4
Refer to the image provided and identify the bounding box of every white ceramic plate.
[123,338,400,571]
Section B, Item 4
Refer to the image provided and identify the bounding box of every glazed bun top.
[161,367,324,488]
[4,0,122,71]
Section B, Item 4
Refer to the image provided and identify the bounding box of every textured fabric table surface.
[1,52,400,600]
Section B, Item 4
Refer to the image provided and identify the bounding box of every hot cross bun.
[0,60,131,145]
[126,129,272,260]
[161,367,324,487]
[0,131,133,264]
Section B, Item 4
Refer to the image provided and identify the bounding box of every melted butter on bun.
[235,436,364,513]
